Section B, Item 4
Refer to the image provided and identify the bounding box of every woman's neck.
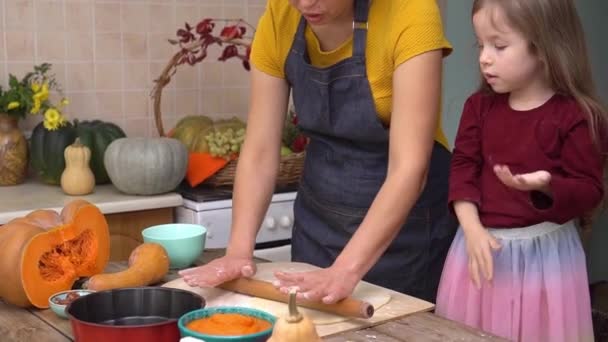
[309,5,356,52]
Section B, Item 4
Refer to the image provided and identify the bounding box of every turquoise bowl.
[178,307,276,342]
[142,223,207,269]
[48,290,95,319]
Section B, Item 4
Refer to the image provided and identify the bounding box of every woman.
[180,0,456,304]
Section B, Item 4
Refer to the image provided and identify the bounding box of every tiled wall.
[0,0,266,137]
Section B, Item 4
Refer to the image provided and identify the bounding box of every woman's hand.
[272,265,361,304]
[178,256,256,287]
[463,226,501,289]
[493,164,551,193]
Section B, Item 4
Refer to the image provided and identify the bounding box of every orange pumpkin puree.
[186,313,272,336]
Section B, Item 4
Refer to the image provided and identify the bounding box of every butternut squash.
[85,243,170,291]
[268,289,322,342]
[0,200,110,308]
[61,138,95,195]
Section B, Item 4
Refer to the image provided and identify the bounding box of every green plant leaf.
[8,75,19,88]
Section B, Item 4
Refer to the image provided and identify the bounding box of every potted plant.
[0,63,68,185]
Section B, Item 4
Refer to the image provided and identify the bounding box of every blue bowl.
[48,290,95,319]
[178,307,276,342]
[142,223,207,269]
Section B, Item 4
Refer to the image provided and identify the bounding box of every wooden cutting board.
[162,262,434,337]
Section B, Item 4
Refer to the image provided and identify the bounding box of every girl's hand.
[493,164,551,192]
[178,256,256,287]
[463,226,501,289]
[272,265,360,304]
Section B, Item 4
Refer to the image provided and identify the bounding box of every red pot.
[66,287,204,342]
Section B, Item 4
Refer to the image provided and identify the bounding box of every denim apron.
[285,0,456,302]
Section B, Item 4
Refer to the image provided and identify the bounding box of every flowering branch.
[169,18,254,68]
[151,18,254,137]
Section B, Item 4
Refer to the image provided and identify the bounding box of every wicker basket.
[204,151,305,187]
[151,43,305,188]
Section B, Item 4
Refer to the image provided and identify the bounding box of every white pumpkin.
[104,137,188,195]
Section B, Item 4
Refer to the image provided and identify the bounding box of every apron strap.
[353,0,370,58]
[294,16,308,54]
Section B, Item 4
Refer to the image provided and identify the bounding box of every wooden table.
[0,249,508,342]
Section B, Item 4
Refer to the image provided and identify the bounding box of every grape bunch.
[206,127,246,159]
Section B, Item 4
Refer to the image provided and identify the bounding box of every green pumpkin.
[30,120,126,185]
[104,137,188,195]
[171,115,214,153]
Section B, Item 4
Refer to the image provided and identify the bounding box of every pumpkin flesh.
[0,200,110,308]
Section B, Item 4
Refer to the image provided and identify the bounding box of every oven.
[174,184,296,262]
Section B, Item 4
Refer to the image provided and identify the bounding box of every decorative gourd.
[60,138,96,195]
[0,200,110,308]
[171,115,214,152]
[84,243,170,291]
[104,137,188,195]
[268,289,322,342]
[30,119,126,185]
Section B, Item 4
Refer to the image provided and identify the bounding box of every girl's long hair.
[472,0,607,147]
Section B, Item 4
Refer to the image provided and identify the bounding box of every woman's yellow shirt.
[251,0,453,149]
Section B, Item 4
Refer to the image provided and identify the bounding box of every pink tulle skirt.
[435,221,594,342]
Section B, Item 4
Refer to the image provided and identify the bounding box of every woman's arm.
[333,49,444,278]
[226,66,291,258]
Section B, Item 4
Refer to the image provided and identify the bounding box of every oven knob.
[203,225,213,239]
[279,215,292,228]
[264,217,277,230]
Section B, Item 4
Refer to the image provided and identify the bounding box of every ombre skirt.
[435,221,594,342]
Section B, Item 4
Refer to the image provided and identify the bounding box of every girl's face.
[473,5,547,98]
[289,0,353,26]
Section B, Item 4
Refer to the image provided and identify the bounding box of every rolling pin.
[218,277,374,319]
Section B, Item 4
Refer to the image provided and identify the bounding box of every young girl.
[435,0,606,341]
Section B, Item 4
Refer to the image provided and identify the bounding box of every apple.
[280,145,293,156]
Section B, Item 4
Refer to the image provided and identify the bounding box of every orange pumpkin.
[0,199,110,308]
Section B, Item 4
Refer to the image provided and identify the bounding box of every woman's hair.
[472,0,607,147]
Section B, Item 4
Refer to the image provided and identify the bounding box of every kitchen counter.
[0,250,508,342]
[0,179,182,224]
[0,179,184,260]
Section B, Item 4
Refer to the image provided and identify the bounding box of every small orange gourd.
[61,138,95,195]
[84,243,170,291]
[0,200,110,308]
[268,289,322,342]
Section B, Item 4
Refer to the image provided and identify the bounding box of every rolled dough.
[163,262,391,325]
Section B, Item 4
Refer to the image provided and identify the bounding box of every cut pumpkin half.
[0,200,110,308]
